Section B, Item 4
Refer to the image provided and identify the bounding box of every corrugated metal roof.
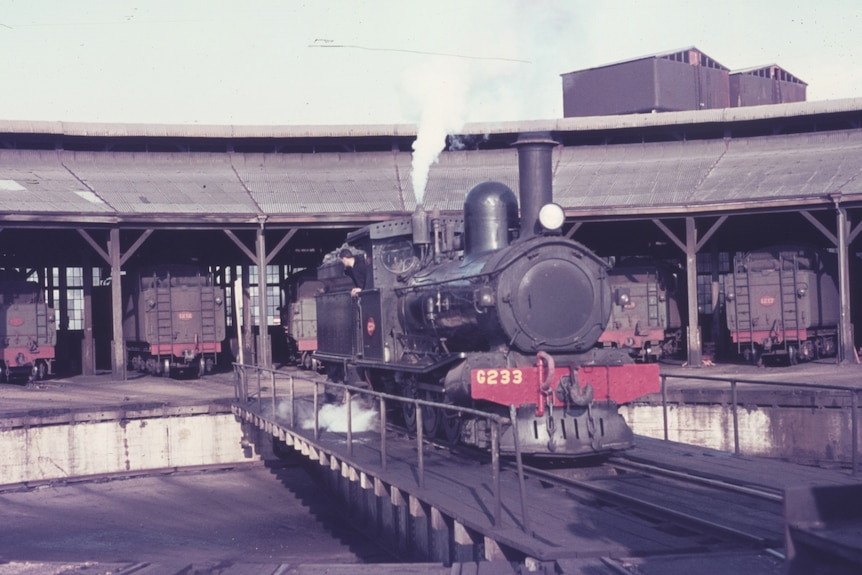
[62,151,259,215]
[553,140,725,211]
[4,97,862,139]
[2,129,862,223]
[1,100,862,226]
[238,152,409,215]
[696,130,862,202]
[0,150,116,214]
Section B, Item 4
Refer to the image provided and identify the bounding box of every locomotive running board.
[313,351,467,374]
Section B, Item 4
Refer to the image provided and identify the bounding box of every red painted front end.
[470,362,660,408]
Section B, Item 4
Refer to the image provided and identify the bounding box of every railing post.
[313,381,320,441]
[852,390,859,476]
[491,418,501,527]
[731,379,740,455]
[346,389,353,457]
[661,374,669,441]
[289,375,295,428]
[416,399,424,489]
[380,396,388,471]
[509,404,531,535]
[256,368,262,411]
[270,369,276,416]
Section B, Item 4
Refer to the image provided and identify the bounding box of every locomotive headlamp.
[538,203,565,231]
[726,292,736,301]
[797,287,808,297]
[475,286,495,308]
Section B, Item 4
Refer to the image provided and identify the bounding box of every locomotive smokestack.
[514,132,558,239]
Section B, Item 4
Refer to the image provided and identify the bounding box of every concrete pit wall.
[0,411,259,487]
[625,403,859,465]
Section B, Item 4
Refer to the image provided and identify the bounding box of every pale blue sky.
[0,0,859,126]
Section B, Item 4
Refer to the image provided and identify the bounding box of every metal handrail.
[660,372,861,475]
[232,363,531,532]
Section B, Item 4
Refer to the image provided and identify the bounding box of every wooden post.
[81,260,95,375]
[255,223,270,369]
[109,228,125,380]
[685,217,702,367]
[836,205,855,363]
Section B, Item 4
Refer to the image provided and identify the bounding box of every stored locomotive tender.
[598,259,685,363]
[124,265,226,378]
[279,268,324,370]
[314,134,660,457]
[0,278,56,382]
[724,244,839,365]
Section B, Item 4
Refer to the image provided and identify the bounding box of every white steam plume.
[300,397,380,433]
[405,58,471,206]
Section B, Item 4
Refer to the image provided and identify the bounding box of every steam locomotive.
[314,134,660,457]
[724,244,839,365]
[598,259,685,362]
[0,277,56,382]
[123,265,226,378]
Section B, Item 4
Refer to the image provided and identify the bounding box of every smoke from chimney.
[405,58,470,205]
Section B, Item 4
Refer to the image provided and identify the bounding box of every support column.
[429,507,451,564]
[109,228,125,381]
[685,218,702,367]
[224,226,296,370]
[241,265,254,365]
[653,216,726,367]
[81,259,95,375]
[836,205,855,363]
[255,223,270,369]
[56,267,68,374]
[409,495,430,560]
[78,228,152,380]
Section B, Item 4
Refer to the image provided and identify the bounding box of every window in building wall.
[241,265,282,327]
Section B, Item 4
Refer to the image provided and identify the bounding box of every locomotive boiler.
[124,265,226,378]
[0,278,56,382]
[314,134,660,458]
[724,244,839,365]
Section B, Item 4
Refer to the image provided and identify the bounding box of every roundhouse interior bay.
[2,98,862,377]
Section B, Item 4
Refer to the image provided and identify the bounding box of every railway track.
[511,455,785,553]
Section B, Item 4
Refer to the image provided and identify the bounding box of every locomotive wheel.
[440,410,462,445]
[788,345,798,366]
[400,381,418,433]
[402,401,417,433]
[420,391,441,438]
[33,361,47,382]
